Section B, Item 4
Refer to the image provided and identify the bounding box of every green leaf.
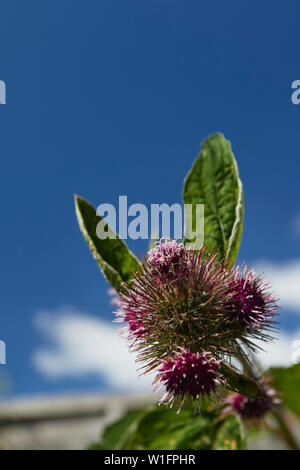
[213,414,246,450]
[88,409,146,450]
[173,419,216,450]
[90,405,247,451]
[221,363,260,398]
[75,195,141,291]
[123,406,219,450]
[269,363,300,418]
[183,133,244,264]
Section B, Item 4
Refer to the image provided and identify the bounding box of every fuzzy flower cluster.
[229,394,272,420]
[227,381,281,420]
[157,351,225,413]
[115,240,278,412]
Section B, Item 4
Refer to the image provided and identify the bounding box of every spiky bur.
[147,239,186,279]
[229,394,272,420]
[227,386,281,420]
[226,267,279,350]
[226,372,281,421]
[117,242,239,360]
[108,288,146,337]
[115,240,279,412]
[156,352,225,413]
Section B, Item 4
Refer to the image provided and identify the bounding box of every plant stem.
[272,409,299,450]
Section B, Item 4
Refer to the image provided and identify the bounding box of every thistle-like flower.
[226,267,279,348]
[116,241,239,363]
[147,239,187,279]
[156,351,225,413]
[226,368,281,420]
[115,240,279,412]
[228,393,272,420]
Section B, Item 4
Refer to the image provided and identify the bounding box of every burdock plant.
[116,241,278,413]
[75,134,300,450]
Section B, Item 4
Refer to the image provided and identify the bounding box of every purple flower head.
[229,393,272,420]
[148,239,186,278]
[227,267,279,343]
[157,351,225,412]
[127,316,147,338]
[227,374,281,420]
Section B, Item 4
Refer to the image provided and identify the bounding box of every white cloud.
[254,258,300,312]
[255,329,300,369]
[246,258,300,367]
[32,307,153,392]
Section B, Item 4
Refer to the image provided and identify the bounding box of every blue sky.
[1,1,300,398]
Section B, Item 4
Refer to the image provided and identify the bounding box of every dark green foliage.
[75,195,141,291]
[183,133,243,264]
